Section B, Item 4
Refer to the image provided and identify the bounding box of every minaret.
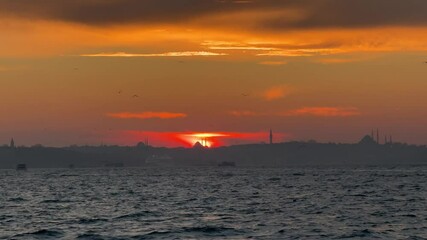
[384,135,387,145]
[376,129,379,144]
[10,138,15,148]
[390,135,393,144]
[269,129,273,144]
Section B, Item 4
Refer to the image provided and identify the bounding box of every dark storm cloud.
[1,0,427,29]
[265,0,427,29]
[0,0,259,25]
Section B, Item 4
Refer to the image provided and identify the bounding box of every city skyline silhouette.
[1,1,427,147]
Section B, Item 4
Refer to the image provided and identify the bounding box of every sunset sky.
[1,0,427,147]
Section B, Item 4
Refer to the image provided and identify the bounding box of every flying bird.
[242,93,249,97]
[118,90,122,94]
[132,94,139,98]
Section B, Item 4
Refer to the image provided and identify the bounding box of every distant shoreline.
[1,136,427,169]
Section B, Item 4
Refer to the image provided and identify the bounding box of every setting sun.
[178,133,231,148]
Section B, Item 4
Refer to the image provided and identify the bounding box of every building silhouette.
[359,134,377,145]
[269,129,273,144]
[376,129,380,144]
[10,138,15,148]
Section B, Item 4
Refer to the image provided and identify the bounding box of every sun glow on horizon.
[178,132,231,148]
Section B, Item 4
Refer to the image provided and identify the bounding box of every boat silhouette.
[16,164,27,171]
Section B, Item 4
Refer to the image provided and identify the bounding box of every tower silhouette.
[376,129,379,144]
[10,138,15,148]
[269,129,273,144]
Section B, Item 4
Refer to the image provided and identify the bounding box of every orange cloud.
[80,51,227,57]
[262,85,292,101]
[107,112,187,119]
[202,40,278,51]
[281,107,361,117]
[3,17,427,58]
[257,48,344,57]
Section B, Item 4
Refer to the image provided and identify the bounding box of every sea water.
[1,166,426,239]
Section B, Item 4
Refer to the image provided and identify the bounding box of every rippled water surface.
[1,166,426,239]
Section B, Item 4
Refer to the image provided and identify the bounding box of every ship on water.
[16,164,27,171]
[218,161,236,167]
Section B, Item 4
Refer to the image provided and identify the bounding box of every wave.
[41,199,72,203]
[115,211,158,220]
[14,229,64,238]
[8,197,26,202]
[339,229,374,238]
[77,233,106,239]
[140,226,240,238]
[182,226,239,234]
[77,218,109,224]
[60,174,80,177]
